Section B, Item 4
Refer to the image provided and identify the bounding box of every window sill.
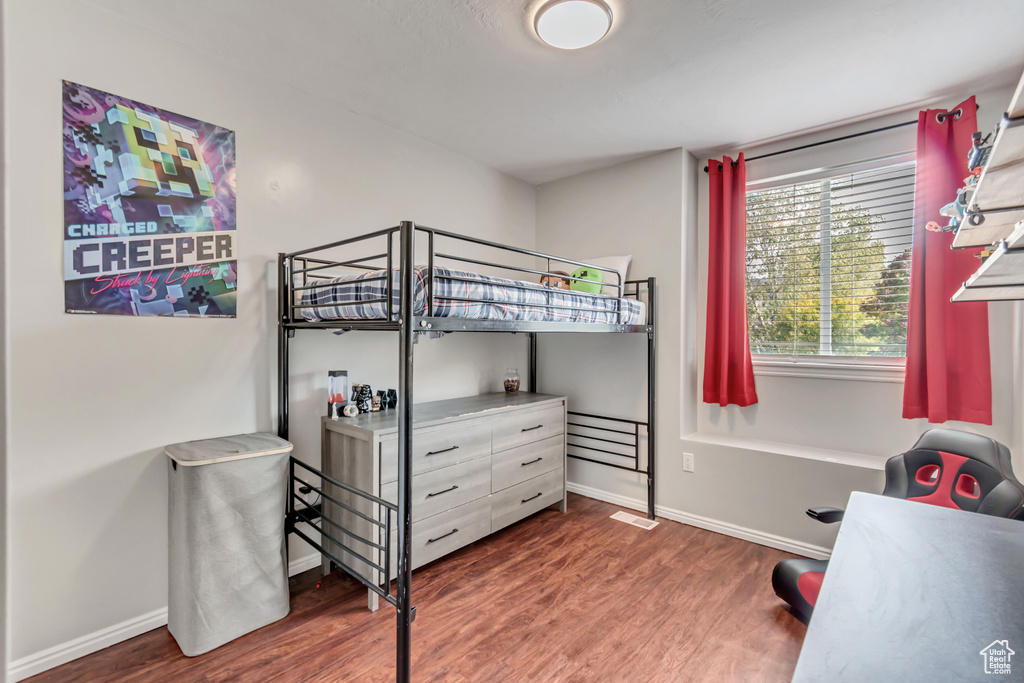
[752,355,905,383]
[684,432,889,471]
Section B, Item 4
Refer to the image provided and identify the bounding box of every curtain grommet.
[936,108,963,124]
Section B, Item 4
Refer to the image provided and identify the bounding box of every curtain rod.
[703,120,916,173]
[701,103,975,173]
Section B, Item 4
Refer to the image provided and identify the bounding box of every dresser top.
[323,392,566,436]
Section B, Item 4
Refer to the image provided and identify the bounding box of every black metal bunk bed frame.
[277,221,656,683]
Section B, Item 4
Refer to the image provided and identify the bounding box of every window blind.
[745,161,915,357]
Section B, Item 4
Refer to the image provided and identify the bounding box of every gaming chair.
[772,429,1024,623]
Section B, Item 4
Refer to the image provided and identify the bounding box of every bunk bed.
[277,221,656,683]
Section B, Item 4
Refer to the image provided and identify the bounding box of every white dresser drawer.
[381,455,491,524]
[491,436,564,493]
[321,394,567,607]
[388,496,492,578]
[491,404,565,454]
[380,420,490,483]
[491,468,564,532]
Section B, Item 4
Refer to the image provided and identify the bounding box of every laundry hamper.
[166,432,292,656]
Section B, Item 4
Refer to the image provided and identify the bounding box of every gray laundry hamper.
[166,432,292,656]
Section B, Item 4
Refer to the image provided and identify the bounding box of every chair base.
[772,558,829,624]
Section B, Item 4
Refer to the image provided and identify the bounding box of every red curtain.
[704,155,758,407]
[903,96,991,425]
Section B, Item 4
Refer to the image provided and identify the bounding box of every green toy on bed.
[570,266,603,294]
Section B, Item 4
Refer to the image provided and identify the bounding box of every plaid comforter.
[297,266,646,325]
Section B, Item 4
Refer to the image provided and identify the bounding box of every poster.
[63,81,236,317]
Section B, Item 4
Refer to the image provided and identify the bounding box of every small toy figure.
[939,199,963,230]
[968,130,993,173]
[540,270,571,289]
[385,389,398,410]
[569,266,603,293]
[352,384,373,413]
[930,173,980,233]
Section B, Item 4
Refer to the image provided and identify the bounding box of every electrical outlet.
[683,452,695,473]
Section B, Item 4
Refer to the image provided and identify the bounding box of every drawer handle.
[426,445,460,456]
[426,485,459,498]
[521,425,543,432]
[521,457,543,467]
[427,528,459,544]
[521,492,543,504]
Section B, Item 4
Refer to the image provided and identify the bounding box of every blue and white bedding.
[297,266,646,325]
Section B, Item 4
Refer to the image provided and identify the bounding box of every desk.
[793,492,1024,682]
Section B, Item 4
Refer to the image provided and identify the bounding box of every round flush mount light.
[535,0,613,50]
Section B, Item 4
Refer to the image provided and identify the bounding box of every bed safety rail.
[278,224,645,331]
[565,410,654,520]
[545,277,656,520]
[286,457,398,607]
[566,412,649,475]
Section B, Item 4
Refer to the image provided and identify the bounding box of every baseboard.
[566,482,652,517]
[8,606,168,682]
[10,555,322,681]
[289,553,321,576]
[566,482,832,561]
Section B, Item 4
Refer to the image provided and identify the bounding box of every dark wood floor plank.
[27,494,805,683]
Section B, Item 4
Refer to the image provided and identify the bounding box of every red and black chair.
[772,429,1024,623]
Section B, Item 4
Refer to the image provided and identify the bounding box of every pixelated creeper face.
[129,265,236,317]
[88,104,216,233]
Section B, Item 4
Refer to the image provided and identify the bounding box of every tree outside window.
[745,162,914,357]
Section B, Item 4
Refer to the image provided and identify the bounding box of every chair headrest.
[910,429,1015,480]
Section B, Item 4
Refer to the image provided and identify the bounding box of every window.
[745,161,915,358]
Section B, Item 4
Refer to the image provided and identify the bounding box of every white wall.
[3,0,535,677]
[534,149,686,502]
[536,85,1021,558]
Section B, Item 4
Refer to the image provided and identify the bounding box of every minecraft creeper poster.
[63,81,237,317]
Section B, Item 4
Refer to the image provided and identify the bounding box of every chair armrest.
[806,507,845,524]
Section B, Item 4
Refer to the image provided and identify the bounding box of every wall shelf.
[952,115,1024,249]
[953,241,1024,301]
[1008,219,1024,249]
[950,67,1024,301]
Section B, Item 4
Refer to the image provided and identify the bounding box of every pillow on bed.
[550,255,631,295]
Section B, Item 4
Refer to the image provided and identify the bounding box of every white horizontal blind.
[745,161,915,357]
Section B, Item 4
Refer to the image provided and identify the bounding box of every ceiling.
[86,0,1024,185]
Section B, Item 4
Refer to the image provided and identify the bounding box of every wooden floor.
[29,495,806,682]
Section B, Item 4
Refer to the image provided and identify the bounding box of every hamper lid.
[165,432,293,466]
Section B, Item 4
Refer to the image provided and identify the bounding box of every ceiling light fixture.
[535,0,613,50]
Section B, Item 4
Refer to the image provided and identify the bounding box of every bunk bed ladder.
[284,458,399,608]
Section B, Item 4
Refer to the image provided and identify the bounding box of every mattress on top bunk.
[297,266,647,325]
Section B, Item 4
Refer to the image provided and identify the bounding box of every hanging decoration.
[62,81,236,317]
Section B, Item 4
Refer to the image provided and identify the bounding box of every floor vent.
[610,510,659,530]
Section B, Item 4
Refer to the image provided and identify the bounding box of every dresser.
[319,392,567,610]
